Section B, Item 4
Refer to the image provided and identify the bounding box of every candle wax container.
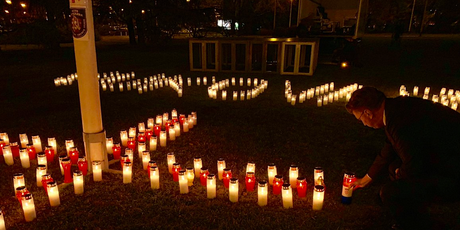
[258,181,268,206]
[36,165,47,187]
[44,146,55,163]
[68,147,79,164]
[207,174,216,199]
[123,161,132,184]
[150,166,160,189]
[26,144,36,160]
[193,157,202,178]
[172,163,181,182]
[47,181,61,207]
[13,173,25,194]
[186,168,194,186]
[200,168,209,187]
[267,163,277,185]
[282,184,293,209]
[273,175,283,195]
[217,158,226,180]
[92,161,102,182]
[61,157,73,183]
[41,174,53,193]
[21,193,36,222]
[313,185,325,210]
[223,168,232,188]
[179,170,189,194]
[73,170,84,195]
[229,178,239,202]
[78,157,88,176]
[289,165,299,189]
[296,177,307,198]
[245,172,256,192]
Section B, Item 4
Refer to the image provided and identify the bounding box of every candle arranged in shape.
[200,168,209,187]
[78,157,88,176]
[44,146,55,163]
[179,170,189,194]
[3,145,14,166]
[22,194,36,222]
[245,172,256,192]
[172,163,181,182]
[282,184,293,209]
[313,185,325,210]
[73,170,84,195]
[92,161,102,182]
[36,165,47,187]
[223,169,232,188]
[229,178,239,202]
[13,173,25,194]
[47,181,60,207]
[120,130,128,147]
[289,165,299,189]
[297,177,307,198]
[149,136,157,151]
[159,131,167,147]
[68,147,79,164]
[193,157,202,178]
[258,181,268,206]
[61,157,72,183]
[123,161,132,184]
[217,158,226,180]
[167,153,175,173]
[41,174,53,193]
[150,166,160,189]
[246,162,255,173]
[19,148,30,168]
[273,175,283,195]
[207,174,216,199]
[267,164,277,185]
[31,135,42,153]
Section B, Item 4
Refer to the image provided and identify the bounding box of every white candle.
[0,208,6,229]
[19,133,28,148]
[138,122,146,133]
[317,96,322,107]
[120,130,128,147]
[191,112,197,125]
[169,129,176,141]
[147,118,154,129]
[239,78,243,86]
[186,168,194,186]
[36,165,47,187]
[65,139,74,155]
[123,161,132,184]
[92,161,102,182]
[233,91,237,100]
[138,142,146,158]
[125,148,133,162]
[207,174,216,199]
[149,137,157,151]
[162,113,169,125]
[13,173,25,194]
[258,181,268,206]
[187,78,191,86]
[37,152,47,166]
[73,170,84,195]
[424,87,430,95]
[156,115,163,126]
[194,157,202,178]
[150,166,160,189]
[323,95,328,105]
[19,148,30,168]
[247,78,251,86]
[267,163,277,185]
[312,185,325,210]
[179,170,189,194]
[0,133,9,145]
[413,86,419,96]
[129,127,136,138]
[21,194,36,222]
[203,77,207,85]
[291,95,296,105]
[289,165,299,189]
[231,77,235,86]
[222,90,227,100]
[334,91,339,101]
[246,162,255,173]
[58,155,66,175]
[174,122,181,137]
[314,167,324,185]
[330,82,334,91]
[167,152,175,173]
[106,137,113,154]
[229,178,239,202]
[217,158,226,180]
[3,145,14,166]
[197,77,201,85]
[31,135,42,153]
[183,121,189,133]
[160,131,167,147]
[325,83,329,93]
[282,184,293,209]
[240,91,245,100]
[142,151,150,170]
[47,181,60,207]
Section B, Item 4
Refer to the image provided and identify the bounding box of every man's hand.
[352,174,372,190]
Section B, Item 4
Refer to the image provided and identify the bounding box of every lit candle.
[13,173,26,194]
[0,133,9,145]
[291,95,296,105]
[138,142,146,158]
[41,174,53,193]
[150,166,160,189]
[239,78,243,86]
[129,127,136,138]
[179,114,186,125]
[73,170,84,195]
[0,208,6,229]
[231,77,235,86]
[120,154,129,168]
[159,131,167,147]
[267,163,277,185]
[142,151,150,170]
[120,130,128,147]
[19,148,30,168]
[149,137,157,151]
[162,113,169,125]
[246,162,256,173]
[10,142,19,158]
[44,146,55,163]
[317,96,322,107]
[19,133,28,148]
[341,172,357,204]
[233,91,237,100]
[156,150,170,172]
[229,178,239,202]
[330,82,334,91]
[138,122,146,133]
[207,174,216,199]
[183,120,189,132]
[273,175,283,195]
[245,172,256,192]
[240,90,245,100]
[106,137,114,154]
[172,163,181,182]
[112,143,121,159]
[186,168,194,186]
[297,177,307,198]
[47,181,60,207]
[223,168,232,188]
[312,185,325,210]
[203,77,207,85]
[36,165,47,187]
[31,135,43,153]
[179,170,189,194]
[148,118,154,129]
[3,145,14,166]
[289,165,299,189]
[217,158,226,180]
[26,144,36,160]
[314,167,324,185]
[68,147,79,164]
[127,137,136,151]
[65,139,74,155]
[424,87,430,95]
[282,184,293,209]
[413,86,419,96]
[123,161,132,184]
[21,194,36,222]
[169,128,176,141]
[192,157,203,178]
[92,161,102,182]
[222,90,227,100]
[156,115,163,126]
[77,157,88,176]
[200,168,209,187]
[258,181,268,206]
[61,157,73,183]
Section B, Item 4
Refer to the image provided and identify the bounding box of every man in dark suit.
[346,87,460,230]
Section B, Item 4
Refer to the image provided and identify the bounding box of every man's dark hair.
[346,87,387,113]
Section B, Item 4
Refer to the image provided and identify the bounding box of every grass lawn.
[0,35,460,230]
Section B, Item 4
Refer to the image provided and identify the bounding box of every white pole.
[70,0,108,171]
[408,0,416,32]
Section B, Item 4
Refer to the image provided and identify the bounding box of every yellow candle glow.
[413,86,419,96]
[138,142,146,158]
[13,173,25,194]
[150,166,160,189]
[246,162,255,173]
[147,118,154,129]
[169,128,176,141]
[37,152,47,166]
[240,91,245,100]
[203,77,207,85]
[314,167,324,185]
[21,194,36,222]
[186,168,194,186]
[65,139,74,155]
[424,87,430,95]
[47,181,60,207]
[229,178,239,202]
[0,208,6,229]
[312,185,325,210]
[207,174,216,199]
[129,127,136,138]
[289,165,299,189]
[36,165,47,187]
[217,158,226,180]
[142,151,150,170]
[179,170,189,194]
[194,157,202,178]
[159,131,167,147]
[183,121,189,133]
[19,133,28,148]
[149,137,157,151]
[92,161,102,181]
[282,184,293,209]
[156,115,163,126]
[317,96,322,107]
[3,145,14,166]
[174,122,181,137]
[73,170,84,195]
[31,135,42,153]
[19,148,30,168]
[0,133,9,145]
[167,152,175,173]
[123,161,132,184]
[267,163,277,185]
[138,122,146,133]
[239,78,243,86]
[120,130,128,147]
[106,137,114,154]
[258,181,268,206]
[222,90,227,100]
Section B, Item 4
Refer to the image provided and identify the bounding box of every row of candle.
[399,85,460,111]
[284,81,361,106]
[53,73,77,87]
[1,134,58,167]
[207,78,269,100]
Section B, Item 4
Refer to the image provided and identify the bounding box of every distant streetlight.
[129,0,132,3]
[289,0,293,27]
[187,0,190,2]
[141,9,145,14]
[6,0,12,4]
[4,10,9,13]
[20,3,26,8]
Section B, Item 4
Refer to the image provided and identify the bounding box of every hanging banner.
[71,8,88,40]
